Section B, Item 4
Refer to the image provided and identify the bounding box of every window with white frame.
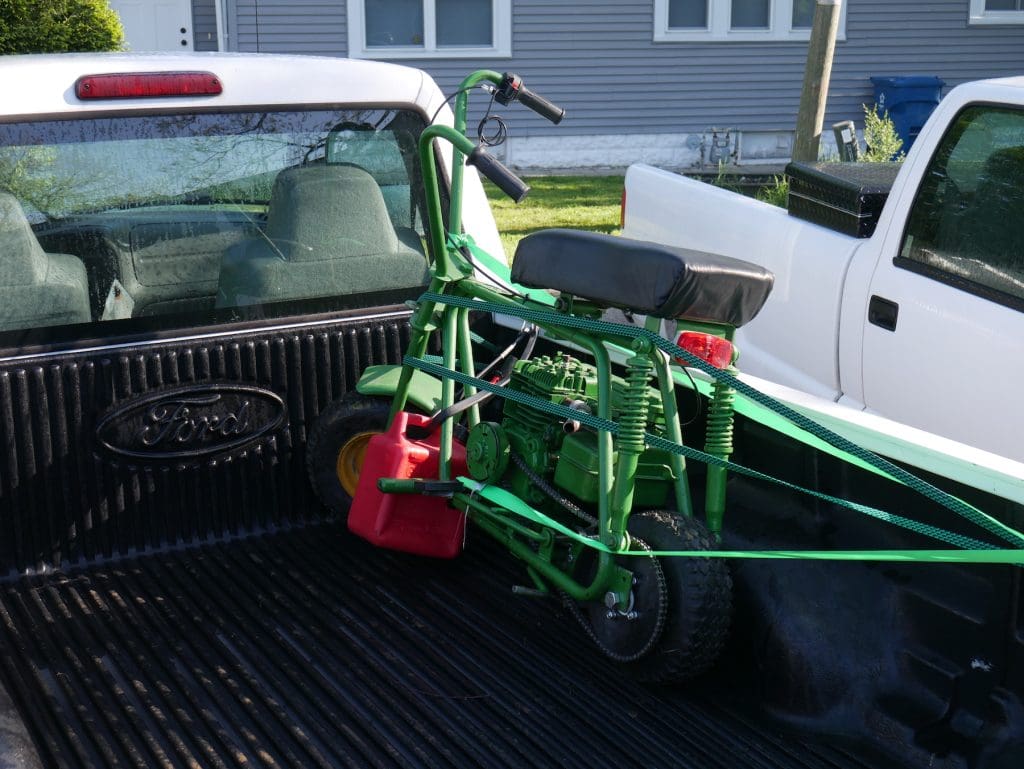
[347,0,511,58]
[970,0,1024,25]
[654,0,846,42]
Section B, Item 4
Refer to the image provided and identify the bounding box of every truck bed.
[0,309,1017,768]
[0,522,888,769]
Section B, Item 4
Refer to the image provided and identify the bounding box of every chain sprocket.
[561,537,669,664]
[504,452,671,664]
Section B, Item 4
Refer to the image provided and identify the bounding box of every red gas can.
[348,412,468,558]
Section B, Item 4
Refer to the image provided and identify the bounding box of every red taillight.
[675,331,734,369]
[620,188,627,229]
[75,72,222,100]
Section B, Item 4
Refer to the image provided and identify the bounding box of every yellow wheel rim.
[335,431,378,497]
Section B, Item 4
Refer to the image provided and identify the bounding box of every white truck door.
[860,103,1024,462]
[110,0,194,51]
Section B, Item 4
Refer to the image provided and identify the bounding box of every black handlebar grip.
[518,86,565,125]
[466,146,530,203]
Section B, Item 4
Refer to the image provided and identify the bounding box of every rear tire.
[577,510,732,683]
[306,393,391,517]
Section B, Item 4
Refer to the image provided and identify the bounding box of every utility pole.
[792,0,842,162]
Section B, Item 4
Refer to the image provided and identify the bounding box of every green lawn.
[483,175,624,260]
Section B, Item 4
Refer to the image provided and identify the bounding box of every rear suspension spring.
[619,353,654,455]
[704,366,736,458]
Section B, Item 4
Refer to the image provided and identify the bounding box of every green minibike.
[307,71,774,683]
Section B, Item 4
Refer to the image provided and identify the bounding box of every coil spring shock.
[704,364,737,458]
[703,363,737,537]
[603,349,656,550]
[619,353,654,455]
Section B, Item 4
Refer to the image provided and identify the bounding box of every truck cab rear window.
[899,105,1024,310]
[0,109,433,348]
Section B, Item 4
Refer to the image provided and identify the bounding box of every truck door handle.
[868,295,899,332]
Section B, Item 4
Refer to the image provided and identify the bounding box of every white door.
[110,0,194,51]
[859,103,1024,462]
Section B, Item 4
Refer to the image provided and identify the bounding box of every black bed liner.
[1,312,1018,768]
[0,523,887,769]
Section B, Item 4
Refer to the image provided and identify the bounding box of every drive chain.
[509,452,596,527]
[506,453,668,661]
[560,537,669,663]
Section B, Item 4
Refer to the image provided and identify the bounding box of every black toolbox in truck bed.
[785,162,900,238]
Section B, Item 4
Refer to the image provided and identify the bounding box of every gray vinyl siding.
[228,0,1024,137]
[192,0,219,51]
[234,0,347,55]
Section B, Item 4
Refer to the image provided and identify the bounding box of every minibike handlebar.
[423,70,564,259]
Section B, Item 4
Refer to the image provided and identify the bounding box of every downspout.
[215,0,228,51]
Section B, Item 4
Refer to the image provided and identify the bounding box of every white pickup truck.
[623,75,1024,464]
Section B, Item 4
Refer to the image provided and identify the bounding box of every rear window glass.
[0,108,433,348]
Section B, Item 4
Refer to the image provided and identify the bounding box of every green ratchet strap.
[454,237,903,483]
[418,291,1023,545]
[456,237,897,482]
[405,290,1024,561]
[457,478,1024,565]
[412,353,995,553]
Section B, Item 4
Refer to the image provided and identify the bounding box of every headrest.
[264,165,399,262]
[982,146,1024,185]
[969,147,1024,261]
[0,192,46,285]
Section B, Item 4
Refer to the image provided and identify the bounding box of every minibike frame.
[367,70,740,610]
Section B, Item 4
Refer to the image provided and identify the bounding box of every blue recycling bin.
[870,75,945,151]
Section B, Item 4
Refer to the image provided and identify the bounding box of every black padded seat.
[0,192,90,332]
[512,229,774,328]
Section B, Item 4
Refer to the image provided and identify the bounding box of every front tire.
[306,393,391,517]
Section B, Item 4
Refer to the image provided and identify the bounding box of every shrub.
[861,105,905,162]
[0,0,125,54]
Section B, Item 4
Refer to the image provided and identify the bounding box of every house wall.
[226,0,1024,169]
[233,0,347,53]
